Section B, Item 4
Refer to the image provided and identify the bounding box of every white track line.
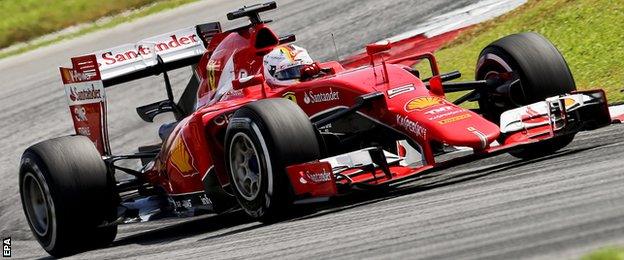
[381,0,528,44]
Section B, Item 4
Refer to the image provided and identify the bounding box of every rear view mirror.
[232,74,265,90]
[428,75,445,97]
[366,40,392,56]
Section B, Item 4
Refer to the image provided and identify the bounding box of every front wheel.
[19,136,118,257]
[476,32,576,159]
[225,98,320,222]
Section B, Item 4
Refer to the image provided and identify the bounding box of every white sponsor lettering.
[427,109,465,120]
[424,105,454,115]
[303,88,340,104]
[200,194,213,206]
[69,84,102,102]
[77,126,91,136]
[387,84,415,98]
[69,70,94,82]
[306,169,332,183]
[64,80,105,106]
[73,106,87,121]
[396,115,427,138]
[318,123,332,132]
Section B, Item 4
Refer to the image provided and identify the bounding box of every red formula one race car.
[19,2,612,256]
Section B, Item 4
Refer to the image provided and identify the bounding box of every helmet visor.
[274,65,303,81]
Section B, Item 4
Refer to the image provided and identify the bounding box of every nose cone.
[429,112,500,149]
[405,102,500,149]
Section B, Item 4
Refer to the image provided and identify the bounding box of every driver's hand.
[300,62,322,81]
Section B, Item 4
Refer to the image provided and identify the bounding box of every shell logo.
[564,98,577,109]
[170,136,196,175]
[405,96,444,111]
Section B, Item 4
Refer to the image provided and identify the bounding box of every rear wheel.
[19,136,118,257]
[476,32,576,159]
[225,98,320,222]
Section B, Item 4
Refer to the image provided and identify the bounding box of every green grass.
[0,0,198,59]
[583,246,624,260]
[433,0,624,103]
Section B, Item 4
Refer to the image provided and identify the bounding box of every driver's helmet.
[263,44,313,85]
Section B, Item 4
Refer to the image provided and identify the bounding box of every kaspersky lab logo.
[69,84,102,102]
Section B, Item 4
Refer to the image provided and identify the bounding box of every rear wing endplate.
[58,23,221,154]
[59,56,110,155]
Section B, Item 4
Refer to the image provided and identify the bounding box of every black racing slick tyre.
[19,136,118,257]
[476,32,576,159]
[225,98,320,222]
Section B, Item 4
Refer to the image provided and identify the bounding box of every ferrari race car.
[19,1,612,256]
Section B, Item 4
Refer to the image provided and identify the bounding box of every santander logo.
[306,169,332,183]
[303,88,340,104]
[100,34,199,66]
[69,84,102,102]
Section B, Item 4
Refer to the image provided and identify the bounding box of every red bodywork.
[59,18,610,206]
[139,23,502,198]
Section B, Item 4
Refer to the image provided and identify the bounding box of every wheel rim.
[478,53,526,111]
[478,53,513,74]
[23,172,50,236]
[229,132,262,201]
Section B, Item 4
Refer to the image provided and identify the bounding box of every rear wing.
[59,22,221,155]
[95,22,221,87]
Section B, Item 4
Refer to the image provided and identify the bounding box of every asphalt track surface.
[1,0,623,259]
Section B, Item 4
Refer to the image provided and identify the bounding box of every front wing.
[284,90,611,201]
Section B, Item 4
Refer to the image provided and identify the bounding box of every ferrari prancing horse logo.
[206,59,219,91]
[282,91,297,103]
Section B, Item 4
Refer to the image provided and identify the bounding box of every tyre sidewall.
[225,111,287,219]
[19,153,59,251]
[18,136,118,256]
[476,33,578,158]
